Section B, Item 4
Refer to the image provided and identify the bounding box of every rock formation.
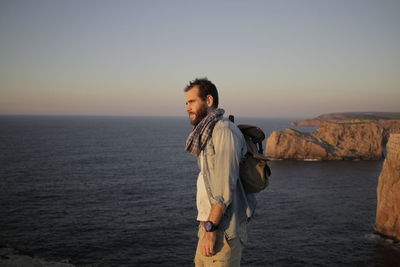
[375,134,400,242]
[312,122,384,159]
[265,128,332,160]
[378,119,400,143]
[265,122,385,160]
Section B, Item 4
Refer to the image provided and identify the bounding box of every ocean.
[0,115,399,267]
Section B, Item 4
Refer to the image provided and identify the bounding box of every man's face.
[185,86,209,126]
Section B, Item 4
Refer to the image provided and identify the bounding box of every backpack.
[229,115,271,193]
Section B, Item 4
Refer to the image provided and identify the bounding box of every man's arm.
[201,204,224,257]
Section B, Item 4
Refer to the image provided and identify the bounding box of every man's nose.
[186,104,191,113]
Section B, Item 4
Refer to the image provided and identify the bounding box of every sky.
[0,0,399,118]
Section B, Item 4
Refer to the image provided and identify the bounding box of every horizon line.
[0,113,306,120]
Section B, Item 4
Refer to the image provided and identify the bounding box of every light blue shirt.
[197,117,257,240]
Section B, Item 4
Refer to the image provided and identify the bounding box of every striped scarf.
[185,108,225,156]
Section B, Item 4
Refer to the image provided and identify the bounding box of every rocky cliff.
[375,134,400,241]
[378,119,400,142]
[265,122,385,160]
[265,128,332,160]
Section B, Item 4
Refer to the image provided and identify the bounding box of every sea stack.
[375,134,400,241]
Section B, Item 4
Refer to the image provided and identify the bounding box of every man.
[184,78,256,267]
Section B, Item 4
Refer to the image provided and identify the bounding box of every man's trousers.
[194,223,246,267]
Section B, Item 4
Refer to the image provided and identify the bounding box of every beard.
[189,104,208,126]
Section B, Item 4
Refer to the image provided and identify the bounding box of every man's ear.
[206,94,214,108]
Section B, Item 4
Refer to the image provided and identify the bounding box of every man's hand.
[201,231,217,257]
[201,204,224,257]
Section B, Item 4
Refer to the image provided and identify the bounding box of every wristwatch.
[204,221,219,232]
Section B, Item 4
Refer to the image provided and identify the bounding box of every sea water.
[0,116,399,266]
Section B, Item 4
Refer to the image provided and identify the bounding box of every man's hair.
[184,78,219,108]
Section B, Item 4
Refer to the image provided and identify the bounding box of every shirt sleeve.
[208,123,242,211]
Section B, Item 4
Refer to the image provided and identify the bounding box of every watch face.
[205,221,212,232]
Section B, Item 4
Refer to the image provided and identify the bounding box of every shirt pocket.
[203,142,215,170]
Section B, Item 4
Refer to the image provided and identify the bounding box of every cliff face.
[313,122,384,160]
[265,122,384,160]
[375,134,400,241]
[378,119,400,142]
[265,129,332,160]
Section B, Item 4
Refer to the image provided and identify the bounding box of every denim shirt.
[197,118,257,240]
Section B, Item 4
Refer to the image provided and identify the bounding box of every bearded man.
[184,78,256,267]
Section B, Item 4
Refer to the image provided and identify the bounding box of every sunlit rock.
[375,134,400,242]
[266,122,384,160]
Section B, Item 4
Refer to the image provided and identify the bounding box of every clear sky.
[1,0,399,118]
